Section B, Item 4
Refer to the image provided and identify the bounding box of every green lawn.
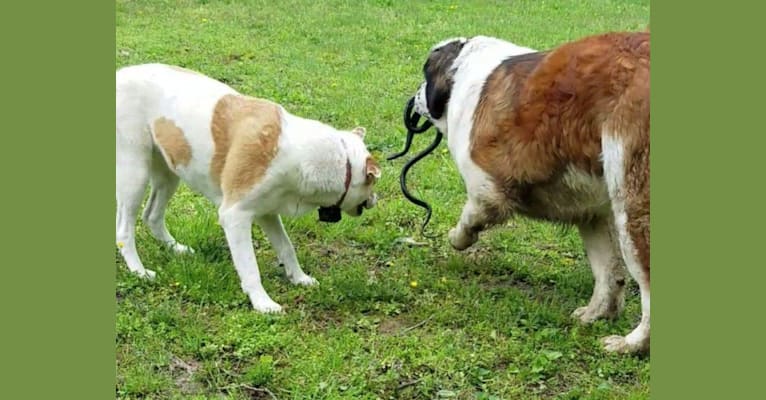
[116,1,650,399]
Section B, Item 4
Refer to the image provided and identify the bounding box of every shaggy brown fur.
[470,32,650,272]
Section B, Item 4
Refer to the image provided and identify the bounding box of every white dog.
[116,63,380,313]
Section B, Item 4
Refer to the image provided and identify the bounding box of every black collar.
[317,139,352,223]
[334,156,352,207]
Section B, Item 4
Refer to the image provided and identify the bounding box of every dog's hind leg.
[600,130,650,354]
[573,216,627,323]
[255,215,317,286]
[116,122,155,279]
[142,151,194,254]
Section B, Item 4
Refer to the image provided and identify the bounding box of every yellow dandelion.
[410,280,418,288]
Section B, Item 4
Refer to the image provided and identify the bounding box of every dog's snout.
[366,193,378,208]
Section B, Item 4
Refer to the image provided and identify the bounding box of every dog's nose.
[365,194,378,208]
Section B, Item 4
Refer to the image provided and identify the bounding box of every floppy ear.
[423,39,465,120]
[352,126,366,139]
[365,157,381,184]
[425,74,452,120]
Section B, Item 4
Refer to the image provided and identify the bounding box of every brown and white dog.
[116,63,380,313]
[409,32,649,353]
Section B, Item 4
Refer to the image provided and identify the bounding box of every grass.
[116,1,650,399]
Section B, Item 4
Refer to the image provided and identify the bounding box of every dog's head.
[413,36,526,132]
[412,37,469,133]
[340,127,381,218]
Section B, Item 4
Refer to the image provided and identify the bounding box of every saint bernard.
[116,63,380,313]
[409,32,650,353]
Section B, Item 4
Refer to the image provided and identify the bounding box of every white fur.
[601,134,650,352]
[116,63,378,313]
[574,216,626,323]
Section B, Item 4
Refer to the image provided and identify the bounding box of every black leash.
[387,97,443,237]
[387,97,433,161]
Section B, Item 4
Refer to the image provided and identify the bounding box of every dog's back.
[116,63,237,143]
[116,64,243,198]
[467,32,649,223]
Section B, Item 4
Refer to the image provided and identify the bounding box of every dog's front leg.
[255,215,318,286]
[449,197,493,251]
[219,206,282,313]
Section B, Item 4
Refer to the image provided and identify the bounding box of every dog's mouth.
[352,199,372,216]
[386,96,443,236]
[317,200,371,223]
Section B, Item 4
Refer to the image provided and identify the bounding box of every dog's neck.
[281,114,357,208]
[334,143,353,207]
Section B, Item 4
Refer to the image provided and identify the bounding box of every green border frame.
[653,1,765,399]
[6,0,764,398]
[3,1,115,399]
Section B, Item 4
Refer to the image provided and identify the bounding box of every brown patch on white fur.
[152,117,192,170]
[469,32,649,240]
[210,94,282,206]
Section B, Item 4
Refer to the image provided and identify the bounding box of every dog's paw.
[572,303,618,324]
[135,269,156,280]
[290,274,318,286]
[601,335,648,354]
[572,306,597,324]
[249,294,283,314]
[172,243,195,255]
[449,227,477,251]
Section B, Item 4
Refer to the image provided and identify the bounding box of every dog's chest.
[272,195,317,217]
[519,167,611,223]
[253,182,318,217]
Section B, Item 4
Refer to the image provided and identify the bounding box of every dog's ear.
[365,157,381,184]
[424,40,464,120]
[425,75,451,120]
[352,126,366,139]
